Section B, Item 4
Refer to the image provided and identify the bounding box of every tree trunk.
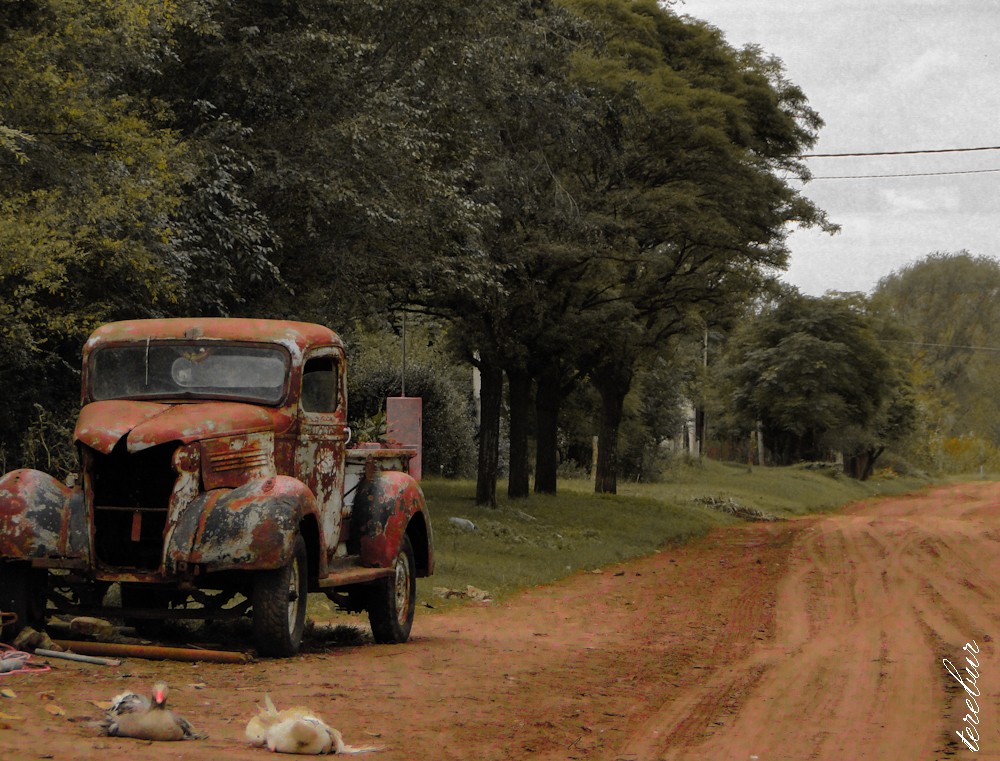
[863,446,884,480]
[591,361,633,495]
[534,364,561,495]
[694,406,706,457]
[475,362,503,507]
[506,366,531,500]
[844,446,884,481]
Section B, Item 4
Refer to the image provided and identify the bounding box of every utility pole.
[695,327,708,457]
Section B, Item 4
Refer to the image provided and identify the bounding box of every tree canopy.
[1,0,842,493]
[720,291,916,479]
[872,251,1000,470]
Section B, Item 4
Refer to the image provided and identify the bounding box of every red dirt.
[2,482,998,760]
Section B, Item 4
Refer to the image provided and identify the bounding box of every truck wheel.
[0,562,46,643]
[367,535,416,644]
[252,534,308,657]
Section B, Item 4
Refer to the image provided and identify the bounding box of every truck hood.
[75,400,274,454]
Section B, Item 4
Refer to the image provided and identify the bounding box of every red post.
[386,397,422,479]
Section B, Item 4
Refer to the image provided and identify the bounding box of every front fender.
[165,476,318,574]
[0,469,88,561]
[352,471,429,570]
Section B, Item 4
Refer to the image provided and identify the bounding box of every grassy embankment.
[412,460,943,610]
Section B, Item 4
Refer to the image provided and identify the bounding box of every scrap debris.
[693,495,781,522]
[51,639,252,663]
[0,642,50,676]
[433,585,493,603]
[35,648,120,667]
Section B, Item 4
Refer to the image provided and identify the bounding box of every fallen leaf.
[0,711,24,721]
[44,704,66,716]
[37,691,55,701]
[90,700,114,710]
[0,688,15,698]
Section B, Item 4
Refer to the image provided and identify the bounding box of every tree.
[377,0,598,505]
[872,252,1000,452]
[159,0,495,325]
[0,0,209,462]
[551,0,832,492]
[721,291,915,479]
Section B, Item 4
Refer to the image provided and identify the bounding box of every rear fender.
[165,476,319,574]
[352,471,431,572]
[0,469,88,561]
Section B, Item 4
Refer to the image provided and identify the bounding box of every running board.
[316,563,394,588]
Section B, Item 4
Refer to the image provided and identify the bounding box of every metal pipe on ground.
[35,648,121,666]
[52,640,253,663]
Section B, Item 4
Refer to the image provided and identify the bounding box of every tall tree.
[387,0,597,505]
[0,0,211,462]
[553,0,832,492]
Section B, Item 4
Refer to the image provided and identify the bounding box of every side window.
[301,356,339,413]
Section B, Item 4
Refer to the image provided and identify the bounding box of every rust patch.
[74,400,167,455]
[0,469,87,560]
[202,432,276,490]
[127,402,273,452]
[355,471,426,568]
[165,477,314,573]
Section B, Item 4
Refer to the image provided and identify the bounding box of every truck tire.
[367,535,416,644]
[252,534,308,657]
[0,562,46,643]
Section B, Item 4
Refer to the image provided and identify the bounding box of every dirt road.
[1,482,998,760]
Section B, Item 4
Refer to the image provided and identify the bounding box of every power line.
[798,167,1000,181]
[881,339,1000,353]
[800,145,1000,158]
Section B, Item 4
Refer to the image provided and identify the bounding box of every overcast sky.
[683,0,1000,296]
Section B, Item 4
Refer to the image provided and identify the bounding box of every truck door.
[295,348,349,561]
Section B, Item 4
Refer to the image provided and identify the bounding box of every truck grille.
[91,441,178,570]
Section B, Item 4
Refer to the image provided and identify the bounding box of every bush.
[345,326,477,478]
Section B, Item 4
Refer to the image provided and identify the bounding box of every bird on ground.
[246,693,316,747]
[246,693,382,754]
[101,681,205,741]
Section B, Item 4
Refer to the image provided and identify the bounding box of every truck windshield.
[91,343,289,404]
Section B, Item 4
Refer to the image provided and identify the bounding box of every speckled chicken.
[101,681,205,741]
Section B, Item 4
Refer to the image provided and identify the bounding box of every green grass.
[415,459,936,609]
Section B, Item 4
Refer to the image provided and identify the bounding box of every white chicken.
[246,693,382,754]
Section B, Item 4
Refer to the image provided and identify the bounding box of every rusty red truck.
[0,318,432,656]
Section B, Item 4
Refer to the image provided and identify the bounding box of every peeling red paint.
[0,469,87,560]
[356,471,426,568]
[74,400,167,454]
[201,432,276,490]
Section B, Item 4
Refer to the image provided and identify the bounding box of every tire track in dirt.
[618,482,1000,760]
